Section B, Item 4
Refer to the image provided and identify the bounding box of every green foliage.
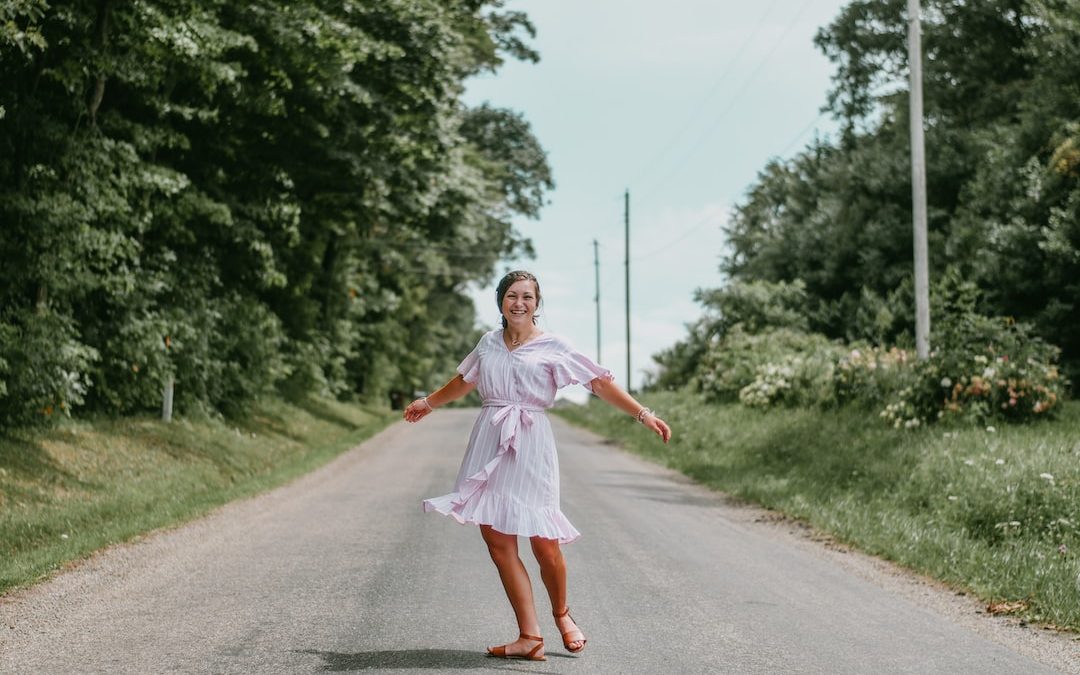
[658,268,1067,427]
[695,278,811,335]
[738,344,847,409]
[924,313,1064,425]
[834,345,916,409]
[652,279,811,391]
[721,0,1080,383]
[0,1,552,427]
[695,327,841,405]
[557,394,1080,631]
[0,310,99,427]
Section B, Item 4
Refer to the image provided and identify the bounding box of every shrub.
[922,313,1065,424]
[866,314,1066,428]
[696,327,842,404]
[168,295,291,415]
[87,306,173,414]
[84,294,292,417]
[697,311,1065,427]
[739,347,846,409]
[661,272,1068,428]
[652,279,812,391]
[208,295,290,412]
[834,345,917,409]
[0,309,99,427]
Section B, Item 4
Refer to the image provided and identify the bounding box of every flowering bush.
[866,313,1067,427]
[668,272,1068,427]
[921,313,1066,424]
[834,345,916,408]
[739,349,842,408]
[694,327,842,405]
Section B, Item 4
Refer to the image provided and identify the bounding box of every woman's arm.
[402,374,477,423]
[589,377,672,443]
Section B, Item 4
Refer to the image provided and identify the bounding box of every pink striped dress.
[423,329,613,544]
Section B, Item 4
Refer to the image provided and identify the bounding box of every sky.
[462,0,851,401]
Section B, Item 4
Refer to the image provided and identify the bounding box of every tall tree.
[720,0,1080,381]
[0,1,553,425]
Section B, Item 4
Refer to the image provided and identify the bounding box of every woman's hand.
[403,398,433,423]
[643,414,672,443]
[589,377,673,443]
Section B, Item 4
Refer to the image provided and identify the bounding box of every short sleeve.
[456,336,483,383]
[553,343,614,393]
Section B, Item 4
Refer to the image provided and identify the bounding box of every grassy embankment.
[556,393,1080,632]
[0,398,395,595]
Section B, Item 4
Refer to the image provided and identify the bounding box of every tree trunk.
[87,0,112,127]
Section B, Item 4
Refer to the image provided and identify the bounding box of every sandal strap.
[518,633,543,642]
[554,608,585,645]
[525,639,544,658]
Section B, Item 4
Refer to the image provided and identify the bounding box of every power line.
[626,0,783,188]
[629,210,725,263]
[635,0,818,204]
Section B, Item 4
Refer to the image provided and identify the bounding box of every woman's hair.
[495,270,541,328]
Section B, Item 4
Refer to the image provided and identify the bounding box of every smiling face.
[500,278,540,329]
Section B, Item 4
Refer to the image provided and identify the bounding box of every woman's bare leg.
[480,525,544,657]
[530,537,585,651]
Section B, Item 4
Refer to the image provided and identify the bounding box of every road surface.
[2,409,1077,673]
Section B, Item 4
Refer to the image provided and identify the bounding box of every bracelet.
[635,407,653,424]
[422,397,433,411]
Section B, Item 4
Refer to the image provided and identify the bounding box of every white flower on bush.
[738,358,803,407]
[940,377,952,388]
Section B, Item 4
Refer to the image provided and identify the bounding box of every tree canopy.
[720,0,1080,383]
[0,0,553,425]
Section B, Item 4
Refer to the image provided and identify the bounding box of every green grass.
[0,397,395,594]
[556,393,1080,631]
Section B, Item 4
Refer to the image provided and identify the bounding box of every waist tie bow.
[451,399,546,508]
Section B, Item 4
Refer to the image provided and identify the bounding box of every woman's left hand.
[403,398,433,423]
[644,414,672,443]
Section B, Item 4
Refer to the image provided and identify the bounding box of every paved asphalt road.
[2,409,1077,674]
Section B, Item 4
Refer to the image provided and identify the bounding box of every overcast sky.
[463,0,851,401]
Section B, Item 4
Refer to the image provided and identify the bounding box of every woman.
[403,270,672,661]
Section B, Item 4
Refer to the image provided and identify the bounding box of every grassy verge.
[556,392,1080,631]
[0,397,395,595]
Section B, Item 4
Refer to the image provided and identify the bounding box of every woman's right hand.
[403,398,434,423]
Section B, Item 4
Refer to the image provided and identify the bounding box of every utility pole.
[908,0,931,359]
[593,239,602,364]
[624,189,631,392]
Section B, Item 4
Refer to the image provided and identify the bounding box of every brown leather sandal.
[554,607,587,653]
[486,633,546,661]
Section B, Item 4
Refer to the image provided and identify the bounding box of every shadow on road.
[297,648,563,672]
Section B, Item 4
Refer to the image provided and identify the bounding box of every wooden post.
[162,373,174,423]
